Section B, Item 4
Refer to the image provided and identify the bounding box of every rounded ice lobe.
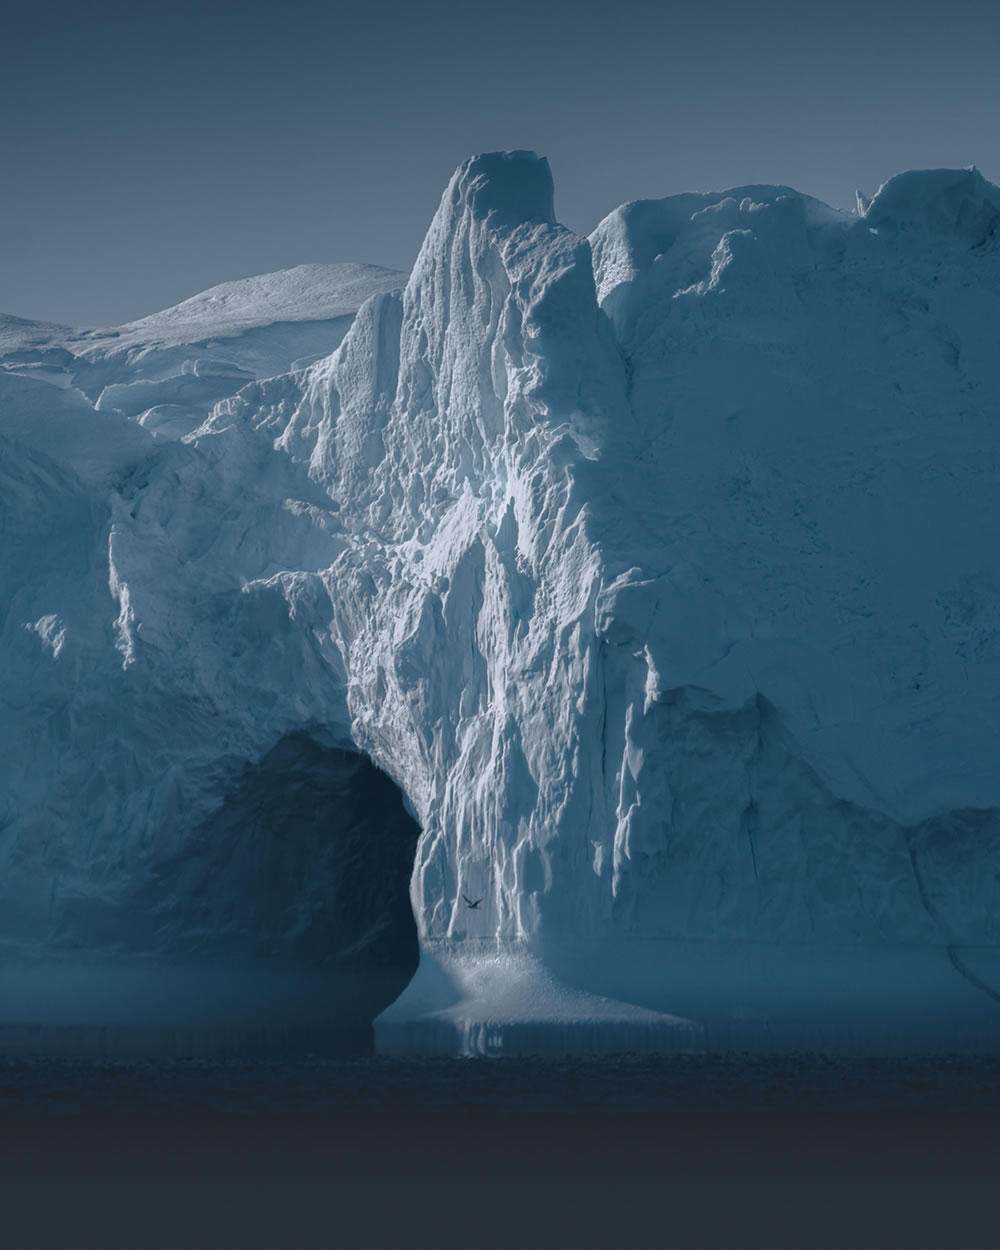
[863,167,1000,245]
[588,183,847,334]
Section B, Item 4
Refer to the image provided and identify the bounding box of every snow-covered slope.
[2,155,999,1055]
[108,263,408,342]
[0,263,405,437]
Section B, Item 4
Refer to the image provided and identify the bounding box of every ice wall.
[2,156,1000,1053]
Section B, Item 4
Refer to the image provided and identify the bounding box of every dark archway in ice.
[142,733,422,1055]
[0,735,422,1059]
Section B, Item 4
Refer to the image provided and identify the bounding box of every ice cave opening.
[0,734,422,1059]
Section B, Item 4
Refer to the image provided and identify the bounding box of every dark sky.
[3,0,997,326]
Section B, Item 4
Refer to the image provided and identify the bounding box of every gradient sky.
[3,0,997,326]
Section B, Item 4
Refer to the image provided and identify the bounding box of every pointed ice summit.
[2,152,1000,1056]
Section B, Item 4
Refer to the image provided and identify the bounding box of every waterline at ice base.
[2,152,999,1057]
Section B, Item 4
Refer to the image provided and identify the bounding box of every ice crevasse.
[2,152,1000,1055]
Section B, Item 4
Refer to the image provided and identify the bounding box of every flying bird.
[462,894,483,910]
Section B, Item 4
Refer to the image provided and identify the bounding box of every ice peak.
[449,150,556,230]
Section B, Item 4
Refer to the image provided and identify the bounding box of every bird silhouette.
[462,893,483,910]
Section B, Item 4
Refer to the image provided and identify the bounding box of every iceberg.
[2,154,999,1056]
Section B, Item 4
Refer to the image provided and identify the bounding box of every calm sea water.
[2,1054,999,1249]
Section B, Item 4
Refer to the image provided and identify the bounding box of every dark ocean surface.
[2,1054,998,1249]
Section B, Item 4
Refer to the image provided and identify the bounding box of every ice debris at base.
[375,951,704,1056]
[2,154,1000,1055]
